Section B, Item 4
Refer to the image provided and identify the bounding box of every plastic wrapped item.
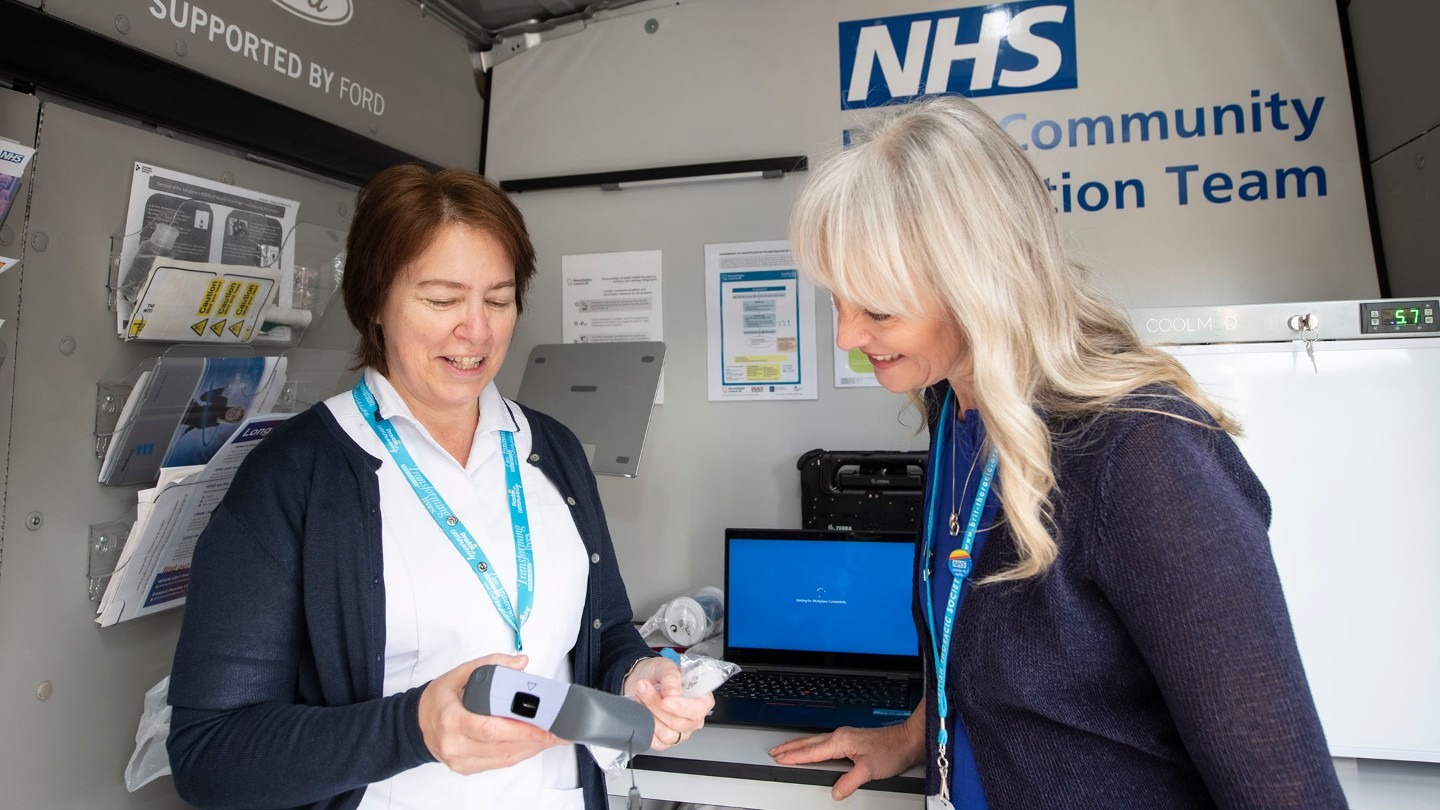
[118,222,180,303]
[289,250,345,326]
[638,586,724,647]
[659,648,740,697]
[124,676,172,791]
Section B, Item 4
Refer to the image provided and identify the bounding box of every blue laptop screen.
[727,536,918,657]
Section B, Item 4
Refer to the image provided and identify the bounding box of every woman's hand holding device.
[622,656,715,752]
[420,653,565,775]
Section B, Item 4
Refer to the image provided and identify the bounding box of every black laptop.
[708,528,923,732]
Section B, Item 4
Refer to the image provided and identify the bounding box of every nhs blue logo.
[839,1,1077,109]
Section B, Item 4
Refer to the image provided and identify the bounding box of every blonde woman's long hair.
[790,96,1235,583]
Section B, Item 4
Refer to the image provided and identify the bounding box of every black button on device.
[510,691,541,719]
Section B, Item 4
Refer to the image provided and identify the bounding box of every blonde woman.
[769,97,1345,809]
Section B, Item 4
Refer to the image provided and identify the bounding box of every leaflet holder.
[94,344,258,463]
[108,215,345,348]
[798,449,929,533]
[92,344,302,489]
[87,513,134,602]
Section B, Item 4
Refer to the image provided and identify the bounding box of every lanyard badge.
[354,380,535,651]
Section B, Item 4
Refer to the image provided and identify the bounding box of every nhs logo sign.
[839,1,1077,109]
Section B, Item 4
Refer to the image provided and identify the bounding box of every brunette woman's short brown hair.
[341,164,537,374]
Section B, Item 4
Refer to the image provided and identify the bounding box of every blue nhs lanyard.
[922,391,998,756]
[353,379,534,651]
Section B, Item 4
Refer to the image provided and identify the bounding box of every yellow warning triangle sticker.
[210,319,226,337]
[229,320,245,337]
[129,319,147,337]
[191,319,207,337]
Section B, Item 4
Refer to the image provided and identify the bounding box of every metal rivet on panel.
[566,497,576,506]
[58,336,77,356]
[30,232,48,252]
[338,202,348,217]
[645,18,659,34]
[114,15,131,34]
[0,224,11,244]
[36,681,53,701]
[590,553,600,564]
[26,511,42,530]
[175,39,187,57]
[369,124,379,135]
[529,454,540,463]
[593,619,602,630]
[221,171,234,184]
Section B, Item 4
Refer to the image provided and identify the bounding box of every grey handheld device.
[462,664,655,752]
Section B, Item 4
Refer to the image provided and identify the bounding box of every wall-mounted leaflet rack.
[87,345,356,608]
[106,160,346,348]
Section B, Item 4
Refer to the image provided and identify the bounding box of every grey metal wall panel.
[0,87,39,552]
[1347,0,1440,159]
[1370,128,1440,297]
[0,100,355,808]
[45,0,483,169]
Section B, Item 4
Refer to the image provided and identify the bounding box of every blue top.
[924,405,1001,807]
[166,402,655,810]
[913,381,1347,809]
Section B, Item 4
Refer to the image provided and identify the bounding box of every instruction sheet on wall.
[705,240,817,401]
[561,250,664,404]
[115,162,300,342]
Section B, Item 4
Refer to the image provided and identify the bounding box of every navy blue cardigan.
[918,382,1347,808]
[167,401,654,810]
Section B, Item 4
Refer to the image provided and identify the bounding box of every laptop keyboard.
[715,671,911,709]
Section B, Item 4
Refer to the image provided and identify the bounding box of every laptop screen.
[724,529,920,670]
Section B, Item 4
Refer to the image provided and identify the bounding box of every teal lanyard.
[922,391,998,749]
[353,379,534,651]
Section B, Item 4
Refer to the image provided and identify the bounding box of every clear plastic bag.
[593,650,741,776]
[659,648,740,697]
[124,676,172,792]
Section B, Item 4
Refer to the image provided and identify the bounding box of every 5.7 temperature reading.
[1361,300,1439,334]
[1385,307,1422,326]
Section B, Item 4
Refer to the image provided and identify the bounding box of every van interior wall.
[487,1,1440,807]
[0,0,1434,808]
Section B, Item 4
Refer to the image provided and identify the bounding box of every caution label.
[229,320,245,337]
[216,281,243,316]
[210,319,226,337]
[234,283,261,318]
[129,319,147,337]
[197,279,224,316]
[190,319,207,337]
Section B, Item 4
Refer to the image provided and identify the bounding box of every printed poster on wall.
[705,241,817,402]
[561,250,665,404]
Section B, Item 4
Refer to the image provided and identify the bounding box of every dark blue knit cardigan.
[167,401,654,810]
[917,382,1347,808]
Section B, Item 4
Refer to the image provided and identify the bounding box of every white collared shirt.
[330,369,588,810]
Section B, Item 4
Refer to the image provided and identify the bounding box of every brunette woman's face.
[377,224,517,423]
